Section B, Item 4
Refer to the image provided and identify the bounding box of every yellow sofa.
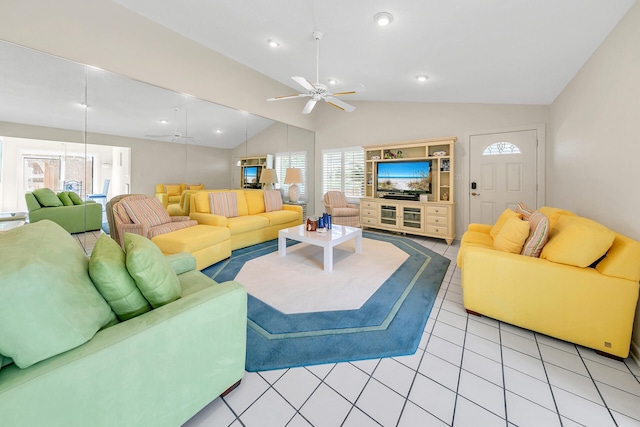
[458,206,640,358]
[189,189,303,250]
[155,183,205,208]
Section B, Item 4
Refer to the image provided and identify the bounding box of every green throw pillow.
[57,191,74,206]
[68,192,84,205]
[124,233,181,308]
[89,234,152,321]
[32,188,63,207]
[0,220,117,368]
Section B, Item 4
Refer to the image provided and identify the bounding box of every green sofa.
[0,220,247,426]
[25,191,103,233]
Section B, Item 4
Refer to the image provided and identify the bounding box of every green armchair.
[25,190,102,233]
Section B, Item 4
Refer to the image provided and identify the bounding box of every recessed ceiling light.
[374,12,393,27]
[416,75,429,82]
[159,119,169,124]
[215,129,223,134]
[328,79,337,85]
[267,39,280,48]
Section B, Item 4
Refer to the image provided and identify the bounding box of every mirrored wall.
[0,40,315,233]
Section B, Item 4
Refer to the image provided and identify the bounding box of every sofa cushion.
[540,215,616,268]
[57,191,74,206]
[515,201,533,220]
[165,184,181,196]
[122,197,171,227]
[226,215,270,235]
[596,233,640,282]
[68,191,84,205]
[89,234,152,321]
[147,220,198,239]
[0,220,117,368]
[124,233,181,308]
[264,190,283,212]
[259,210,299,226]
[493,217,530,254]
[245,190,266,215]
[33,187,63,207]
[209,192,239,218]
[521,211,550,257]
[490,208,522,239]
[537,206,575,231]
[187,184,204,190]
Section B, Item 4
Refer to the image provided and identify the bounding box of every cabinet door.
[379,203,399,228]
[402,206,425,231]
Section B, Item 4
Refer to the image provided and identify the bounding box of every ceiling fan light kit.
[267,30,363,114]
[374,12,393,27]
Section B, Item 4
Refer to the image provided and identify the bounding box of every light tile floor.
[76,231,640,427]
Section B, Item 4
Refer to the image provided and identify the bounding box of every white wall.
[549,2,640,360]
[314,101,550,234]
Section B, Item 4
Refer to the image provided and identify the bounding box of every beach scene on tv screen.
[377,161,431,192]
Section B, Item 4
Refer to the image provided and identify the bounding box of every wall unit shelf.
[361,136,456,244]
[239,154,273,189]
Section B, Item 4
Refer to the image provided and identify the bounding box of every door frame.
[463,124,546,230]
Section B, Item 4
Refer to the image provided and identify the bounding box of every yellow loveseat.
[458,206,640,358]
[155,183,205,208]
[189,189,303,250]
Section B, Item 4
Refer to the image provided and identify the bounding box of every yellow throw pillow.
[165,184,181,196]
[540,216,615,268]
[537,206,576,231]
[493,217,530,254]
[490,208,522,239]
[187,184,204,190]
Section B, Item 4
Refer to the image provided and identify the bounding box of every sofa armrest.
[155,193,169,208]
[166,252,197,275]
[170,216,192,222]
[117,223,149,248]
[0,281,247,427]
[467,223,492,233]
[189,212,228,227]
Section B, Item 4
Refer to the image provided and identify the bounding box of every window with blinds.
[275,151,307,198]
[322,147,365,198]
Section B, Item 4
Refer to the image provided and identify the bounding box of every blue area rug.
[202,231,450,372]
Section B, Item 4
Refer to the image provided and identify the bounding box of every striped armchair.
[323,191,360,228]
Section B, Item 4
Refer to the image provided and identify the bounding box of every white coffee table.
[278,224,363,272]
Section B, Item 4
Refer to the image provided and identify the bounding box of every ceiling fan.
[267,31,364,114]
[145,107,200,143]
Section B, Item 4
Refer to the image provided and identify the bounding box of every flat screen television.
[376,160,432,194]
[243,166,261,188]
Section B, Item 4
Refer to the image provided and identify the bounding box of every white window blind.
[322,147,365,198]
[275,151,307,198]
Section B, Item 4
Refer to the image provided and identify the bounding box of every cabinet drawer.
[426,206,449,216]
[362,208,377,218]
[427,216,447,226]
[361,216,377,225]
[361,200,377,209]
[427,225,449,236]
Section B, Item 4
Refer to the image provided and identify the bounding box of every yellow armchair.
[154,183,204,208]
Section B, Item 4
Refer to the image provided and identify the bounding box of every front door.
[469,130,538,224]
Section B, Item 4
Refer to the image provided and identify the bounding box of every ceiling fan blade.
[292,76,316,92]
[302,99,317,114]
[332,83,365,97]
[325,96,355,112]
[267,93,309,101]
[145,134,174,138]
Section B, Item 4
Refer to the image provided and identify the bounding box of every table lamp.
[284,168,303,202]
[259,168,278,190]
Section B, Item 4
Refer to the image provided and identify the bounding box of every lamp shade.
[284,168,303,184]
[259,169,278,184]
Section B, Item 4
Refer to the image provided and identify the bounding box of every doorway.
[465,126,545,226]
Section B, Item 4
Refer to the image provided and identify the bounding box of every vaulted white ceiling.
[112,0,636,105]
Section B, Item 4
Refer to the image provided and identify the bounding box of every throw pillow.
[57,191,74,206]
[208,192,239,218]
[515,202,534,221]
[0,220,117,368]
[493,217,530,254]
[490,208,522,239]
[165,184,181,196]
[89,234,152,321]
[521,211,550,257]
[187,184,204,190]
[245,190,266,215]
[264,190,283,212]
[121,197,171,227]
[540,215,616,268]
[124,233,181,308]
[68,191,84,205]
[32,188,63,207]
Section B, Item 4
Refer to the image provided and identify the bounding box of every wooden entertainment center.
[361,136,457,245]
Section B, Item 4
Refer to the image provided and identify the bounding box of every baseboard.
[630,339,640,367]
